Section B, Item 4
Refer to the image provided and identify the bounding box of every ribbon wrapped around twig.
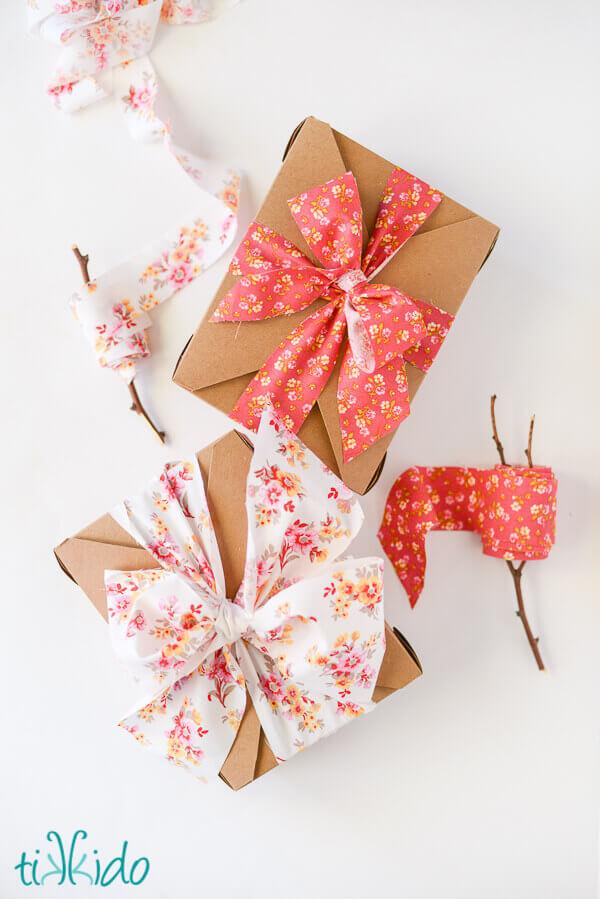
[106,405,386,780]
[378,465,558,607]
[211,169,455,462]
[28,0,241,382]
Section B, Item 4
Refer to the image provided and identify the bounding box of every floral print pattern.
[70,188,239,381]
[378,465,558,607]
[29,2,241,382]
[212,169,454,463]
[106,405,386,780]
[28,2,215,113]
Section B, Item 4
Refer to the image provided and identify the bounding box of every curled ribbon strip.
[27,1,237,113]
[28,0,241,381]
[378,465,558,608]
[212,170,455,462]
[106,406,386,780]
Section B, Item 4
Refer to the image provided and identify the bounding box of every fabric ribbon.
[27,1,238,114]
[28,0,241,381]
[211,169,455,462]
[378,465,558,607]
[106,405,386,780]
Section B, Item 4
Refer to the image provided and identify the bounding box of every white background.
[1,1,598,896]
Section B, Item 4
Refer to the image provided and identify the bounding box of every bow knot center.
[214,598,251,646]
[335,268,367,294]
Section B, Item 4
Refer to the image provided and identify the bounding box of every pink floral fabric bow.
[212,170,455,462]
[106,406,386,780]
[378,465,558,607]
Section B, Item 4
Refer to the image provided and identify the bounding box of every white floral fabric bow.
[28,0,241,381]
[106,406,386,780]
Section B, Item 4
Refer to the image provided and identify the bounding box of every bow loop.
[211,223,335,322]
[347,285,428,373]
[112,460,226,597]
[287,172,364,271]
[106,567,225,697]
[240,404,365,610]
[362,169,443,277]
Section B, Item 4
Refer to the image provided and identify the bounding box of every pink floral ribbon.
[28,1,241,381]
[212,170,455,462]
[106,405,386,780]
[378,465,558,608]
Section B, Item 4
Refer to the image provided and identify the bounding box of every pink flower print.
[112,595,132,618]
[203,652,233,683]
[260,672,286,707]
[126,611,146,638]
[104,1,124,14]
[357,664,376,688]
[158,595,180,622]
[126,85,153,110]
[148,538,180,567]
[261,482,284,509]
[167,260,193,289]
[284,520,320,557]
[335,648,367,674]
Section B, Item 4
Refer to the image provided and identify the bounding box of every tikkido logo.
[14,830,150,887]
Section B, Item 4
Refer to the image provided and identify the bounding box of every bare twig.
[72,245,166,444]
[128,381,166,445]
[505,560,545,671]
[490,394,507,465]
[525,415,535,467]
[490,395,544,671]
[72,245,90,283]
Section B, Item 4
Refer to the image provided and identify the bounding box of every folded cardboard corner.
[173,116,500,496]
[55,429,422,790]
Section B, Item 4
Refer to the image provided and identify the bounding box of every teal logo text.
[14,830,150,887]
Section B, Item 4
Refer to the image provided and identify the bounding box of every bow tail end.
[338,350,412,464]
[116,650,247,782]
[230,303,346,435]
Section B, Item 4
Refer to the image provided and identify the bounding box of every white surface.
[1,1,598,896]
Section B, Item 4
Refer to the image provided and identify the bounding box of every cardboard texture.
[55,430,422,790]
[173,116,500,494]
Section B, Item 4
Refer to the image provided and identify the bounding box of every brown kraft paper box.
[54,429,423,790]
[173,116,500,495]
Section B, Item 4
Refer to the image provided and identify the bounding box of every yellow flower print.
[307,645,329,667]
[333,595,351,617]
[256,506,274,527]
[152,516,169,538]
[138,703,156,723]
[167,736,185,760]
[302,712,322,733]
[224,708,241,730]
[286,684,301,702]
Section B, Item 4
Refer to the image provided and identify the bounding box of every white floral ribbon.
[28,0,241,381]
[106,406,386,780]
